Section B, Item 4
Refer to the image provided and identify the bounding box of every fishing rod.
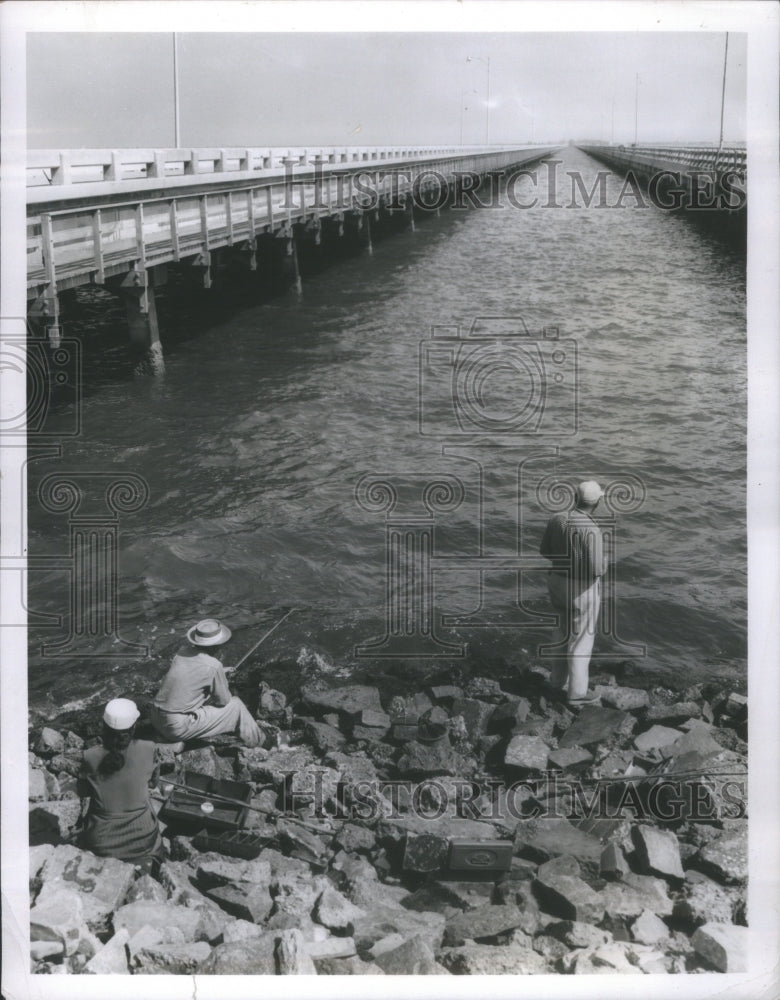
[227,608,298,673]
[160,778,335,832]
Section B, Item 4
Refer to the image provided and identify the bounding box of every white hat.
[103,698,140,730]
[186,618,232,647]
[576,480,604,506]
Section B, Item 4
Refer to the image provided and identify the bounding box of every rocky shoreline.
[28,661,748,975]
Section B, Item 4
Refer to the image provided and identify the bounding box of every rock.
[48,750,84,778]
[662,725,723,759]
[197,936,278,974]
[258,682,287,716]
[346,874,411,911]
[355,708,392,729]
[725,692,748,719]
[352,906,446,955]
[352,724,389,742]
[488,698,532,734]
[692,922,748,972]
[558,706,632,748]
[645,701,702,724]
[112,901,205,942]
[594,685,650,712]
[314,885,365,933]
[552,920,613,949]
[178,745,224,778]
[126,874,168,904]
[600,841,630,880]
[377,812,500,847]
[631,825,684,881]
[272,872,330,921]
[31,939,65,961]
[197,856,272,888]
[253,746,316,787]
[333,823,376,854]
[390,724,419,743]
[29,766,49,803]
[29,799,82,844]
[532,869,605,924]
[513,817,602,865]
[429,685,463,703]
[30,889,88,956]
[396,741,471,778]
[125,923,171,962]
[221,919,268,943]
[532,934,569,960]
[631,909,669,945]
[563,940,643,974]
[696,829,747,884]
[303,720,346,753]
[443,904,525,946]
[277,819,330,865]
[503,734,550,772]
[463,676,504,701]
[36,846,137,933]
[82,928,130,974]
[402,831,450,873]
[132,941,212,974]
[510,716,557,741]
[600,872,673,918]
[206,883,273,924]
[315,955,384,974]
[449,698,495,741]
[35,727,65,755]
[673,876,735,927]
[633,725,682,754]
[537,854,580,879]
[403,879,492,915]
[305,934,358,960]
[547,746,593,772]
[275,928,318,974]
[440,943,550,974]
[301,684,383,720]
[373,935,447,974]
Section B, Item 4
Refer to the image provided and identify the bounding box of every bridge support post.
[120,265,165,375]
[275,226,302,296]
[406,193,416,232]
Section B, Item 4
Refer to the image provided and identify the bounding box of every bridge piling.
[119,265,165,375]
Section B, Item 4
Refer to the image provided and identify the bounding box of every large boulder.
[112,901,206,942]
[696,829,748,884]
[197,935,279,974]
[300,684,383,720]
[82,928,131,974]
[29,800,82,845]
[631,825,684,881]
[599,872,673,918]
[513,817,602,865]
[36,846,136,934]
[532,870,605,924]
[692,922,748,973]
[442,904,526,946]
[373,935,448,975]
[352,905,446,956]
[30,888,89,956]
[131,941,212,974]
[275,928,318,974]
[558,706,632,748]
[439,943,550,975]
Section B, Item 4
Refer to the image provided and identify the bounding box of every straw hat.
[576,480,604,506]
[186,618,232,647]
[103,698,140,730]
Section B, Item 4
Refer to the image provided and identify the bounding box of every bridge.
[575,142,746,230]
[26,144,559,372]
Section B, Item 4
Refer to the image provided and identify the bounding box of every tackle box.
[159,770,252,831]
[448,839,514,874]
[192,828,272,860]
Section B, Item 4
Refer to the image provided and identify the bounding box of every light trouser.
[547,572,601,700]
[150,696,261,747]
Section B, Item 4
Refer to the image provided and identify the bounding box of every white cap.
[576,480,604,506]
[103,698,140,730]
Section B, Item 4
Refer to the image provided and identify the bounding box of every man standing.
[150,619,262,747]
[539,481,608,705]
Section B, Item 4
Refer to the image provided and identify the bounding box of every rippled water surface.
[28,148,747,716]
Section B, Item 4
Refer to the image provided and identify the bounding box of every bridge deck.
[27,145,558,299]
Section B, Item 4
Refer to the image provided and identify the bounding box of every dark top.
[540,507,607,590]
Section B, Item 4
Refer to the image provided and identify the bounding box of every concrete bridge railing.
[27,144,545,192]
[576,142,746,175]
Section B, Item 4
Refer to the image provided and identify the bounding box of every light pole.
[173,33,181,147]
[634,73,639,145]
[467,55,491,145]
[718,32,729,150]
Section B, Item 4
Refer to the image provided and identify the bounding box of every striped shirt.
[540,507,607,592]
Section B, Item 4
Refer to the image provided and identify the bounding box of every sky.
[26,31,746,149]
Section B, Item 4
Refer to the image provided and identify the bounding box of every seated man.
[150,619,262,747]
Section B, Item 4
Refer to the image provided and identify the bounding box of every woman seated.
[77,698,164,873]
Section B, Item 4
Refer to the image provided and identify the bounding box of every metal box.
[448,839,513,873]
[192,828,271,859]
[159,770,251,831]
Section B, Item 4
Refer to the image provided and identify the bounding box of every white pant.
[547,573,601,700]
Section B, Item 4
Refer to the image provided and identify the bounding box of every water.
[27,147,747,719]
